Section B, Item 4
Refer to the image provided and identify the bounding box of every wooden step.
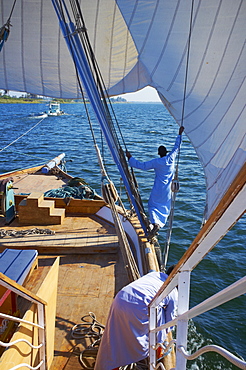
[23,192,44,207]
[18,193,65,225]
[49,208,65,224]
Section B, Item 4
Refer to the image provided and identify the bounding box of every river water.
[0,102,245,369]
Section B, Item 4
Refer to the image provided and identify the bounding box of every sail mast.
[51,0,149,234]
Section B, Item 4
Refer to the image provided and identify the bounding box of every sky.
[7,86,161,102]
[117,86,161,102]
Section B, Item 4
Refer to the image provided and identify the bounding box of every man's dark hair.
[166,264,176,275]
[158,145,167,157]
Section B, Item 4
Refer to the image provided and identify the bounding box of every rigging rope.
[0,116,46,153]
[52,0,150,234]
[103,181,140,282]
[5,148,51,163]
[53,0,142,281]
[162,0,194,270]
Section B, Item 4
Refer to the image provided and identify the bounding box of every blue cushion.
[0,249,38,285]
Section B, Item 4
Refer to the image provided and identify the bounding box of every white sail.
[0,0,245,220]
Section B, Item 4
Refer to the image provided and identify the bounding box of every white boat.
[0,1,245,370]
[30,112,48,119]
[30,102,64,119]
[46,102,65,116]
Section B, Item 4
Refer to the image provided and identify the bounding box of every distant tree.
[29,93,39,99]
[110,96,127,103]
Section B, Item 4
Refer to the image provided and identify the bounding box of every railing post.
[37,302,46,370]
[176,269,190,370]
[149,305,157,370]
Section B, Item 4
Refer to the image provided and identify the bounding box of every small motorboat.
[29,112,48,119]
[47,102,65,116]
[31,102,65,119]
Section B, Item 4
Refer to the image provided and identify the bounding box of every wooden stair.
[18,192,65,225]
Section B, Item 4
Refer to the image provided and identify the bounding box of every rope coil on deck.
[72,312,149,370]
[0,228,55,238]
[71,312,105,340]
[70,313,104,369]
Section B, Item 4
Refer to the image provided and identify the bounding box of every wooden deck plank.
[0,215,118,254]
[13,211,130,370]
[46,252,128,370]
[11,172,69,195]
[0,168,167,369]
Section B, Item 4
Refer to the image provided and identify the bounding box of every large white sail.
[0,0,245,220]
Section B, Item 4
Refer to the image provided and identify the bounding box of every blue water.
[0,103,245,369]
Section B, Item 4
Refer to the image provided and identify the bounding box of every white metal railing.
[178,344,246,369]
[0,312,44,329]
[0,336,43,349]
[4,362,44,370]
[149,275,246,369]
[0,276,46,370]
[149,174,246,370]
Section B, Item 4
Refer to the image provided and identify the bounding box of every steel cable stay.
[162,0,195,271]
[70,0,128,151]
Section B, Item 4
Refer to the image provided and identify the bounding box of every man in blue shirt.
[126,126,184,238]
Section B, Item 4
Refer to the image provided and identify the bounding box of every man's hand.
[179,126,184,135]
[126,150,132,159]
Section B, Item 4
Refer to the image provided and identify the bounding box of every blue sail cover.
[0,0,245,221]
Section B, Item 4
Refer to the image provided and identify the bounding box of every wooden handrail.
[151,161,246,304]
[0,272,47,306]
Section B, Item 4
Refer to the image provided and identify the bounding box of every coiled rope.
[72,313,148,370]
[71,312,104,369]
[0,228,55,238]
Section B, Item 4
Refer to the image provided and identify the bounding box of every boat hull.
[0,161,168,369]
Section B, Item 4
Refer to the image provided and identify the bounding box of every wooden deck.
[0,213,128,369]
[8,171,70,195]
[0,214,118,254]
[0,168,167,369]
[24,252,128,369]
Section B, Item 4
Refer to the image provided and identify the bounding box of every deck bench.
[0,249,38,342]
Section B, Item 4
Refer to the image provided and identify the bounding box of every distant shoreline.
[0,98,79,104]
[0,97,161,104]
